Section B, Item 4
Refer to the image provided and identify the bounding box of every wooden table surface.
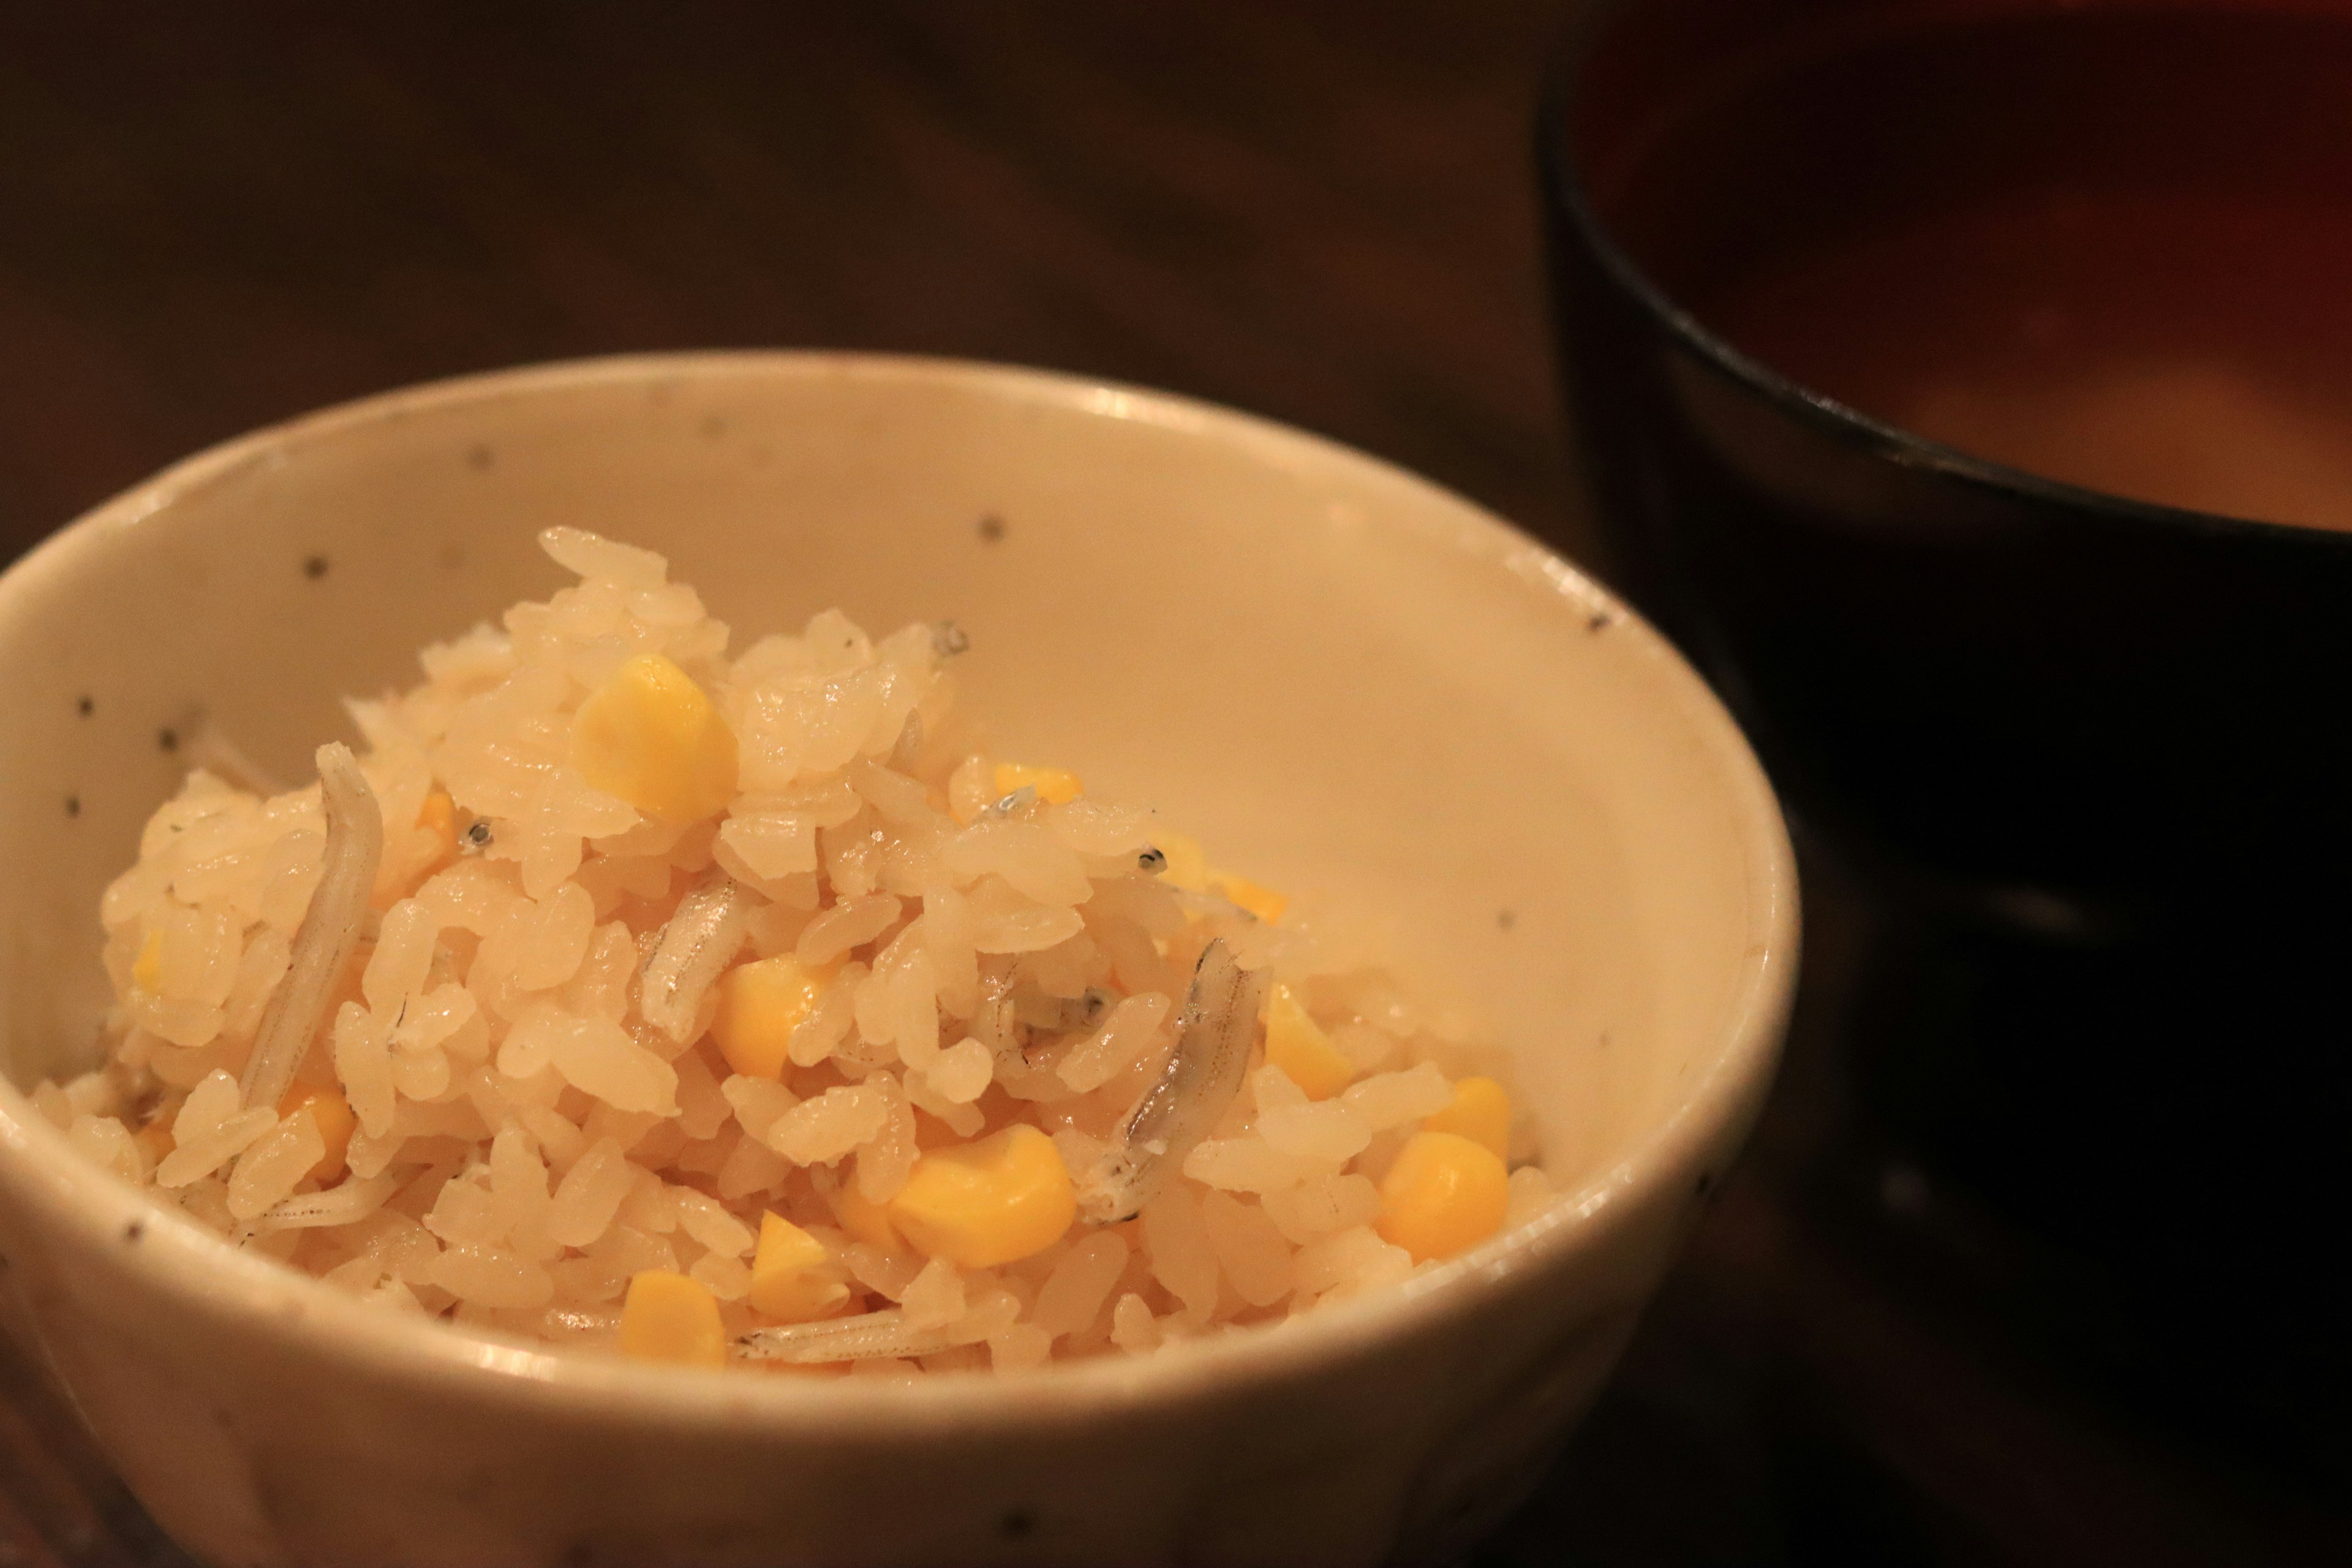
[0,4,2339,1564]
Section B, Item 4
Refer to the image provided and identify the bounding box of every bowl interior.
[1565,0,2352,532]
[0,354,1783,1204]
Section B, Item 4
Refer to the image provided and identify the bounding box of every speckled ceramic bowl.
[0,354,1796,1568]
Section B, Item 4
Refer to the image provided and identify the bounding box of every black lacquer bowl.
[1539,0,2352,1473]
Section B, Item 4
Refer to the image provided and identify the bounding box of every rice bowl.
[0,354,1795,1567]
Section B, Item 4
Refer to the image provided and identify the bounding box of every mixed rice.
[34,529,1551,1374]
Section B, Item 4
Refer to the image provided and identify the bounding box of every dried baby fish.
[239,744,382,1114]
[1076,938,1266,1224]
[257,1173,398,1231]
[639,872,753,1042]
[734,1308,984,1364]
[1015,985,1115,1036]
[983,785,1037,820]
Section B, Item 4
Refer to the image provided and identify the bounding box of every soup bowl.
[1540,0,2352,1459]
[0,354,1796,1567]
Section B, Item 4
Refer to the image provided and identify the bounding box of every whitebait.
[256,1173,398,1231]
[640,871,752,1042]
[734,1308,986,1364]
[239,743,382,1114]
[1076,938,1265,1224]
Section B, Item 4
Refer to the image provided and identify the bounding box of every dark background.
[0,1,1572,568]
[0,4,2337,1563]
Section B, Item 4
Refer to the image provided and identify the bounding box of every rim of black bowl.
[1534,0,2352,553]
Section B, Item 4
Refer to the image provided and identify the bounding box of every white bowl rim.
[0,350,1798,1438]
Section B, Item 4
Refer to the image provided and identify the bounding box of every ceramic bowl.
[0,353,1795,1568]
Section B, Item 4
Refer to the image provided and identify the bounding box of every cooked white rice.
[37,529,1551,1374]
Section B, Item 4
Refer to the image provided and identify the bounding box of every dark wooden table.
[1,4,2340,1564]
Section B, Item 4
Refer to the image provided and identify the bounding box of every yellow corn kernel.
[277,1085,357,1185]
[992,761,1084,805]
[888,1124,1076,1268]
[831,1178,902,1251]
[1210,871,1288,924]
[619,1270,726,1367]
[1422,1076,1511,1160]
[132,931,162,993]
[1264,982,1353,1101]
[749,1213,851,1323]
[1376,1131,1510,1263]
[711,956,829,1080]
[1153,831,1208,892]
[570,653,739,824]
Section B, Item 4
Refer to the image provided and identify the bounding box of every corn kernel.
[570,653,739,824]
[132,932,162,993]
[711,956,829,1080]
[888,1124,1075,1268]
[1210,872,1288,924]
[749,1213,851,1322]
[1375,1131,1510,1262]
[1264,983,1353,1100]
[830,1178,902,1251]
[1154,831,1209,892]
[619,1270,727,1367]
[1422,1076,1510,1160]
[277,1085,357,1185]
[992,762,1084,805]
